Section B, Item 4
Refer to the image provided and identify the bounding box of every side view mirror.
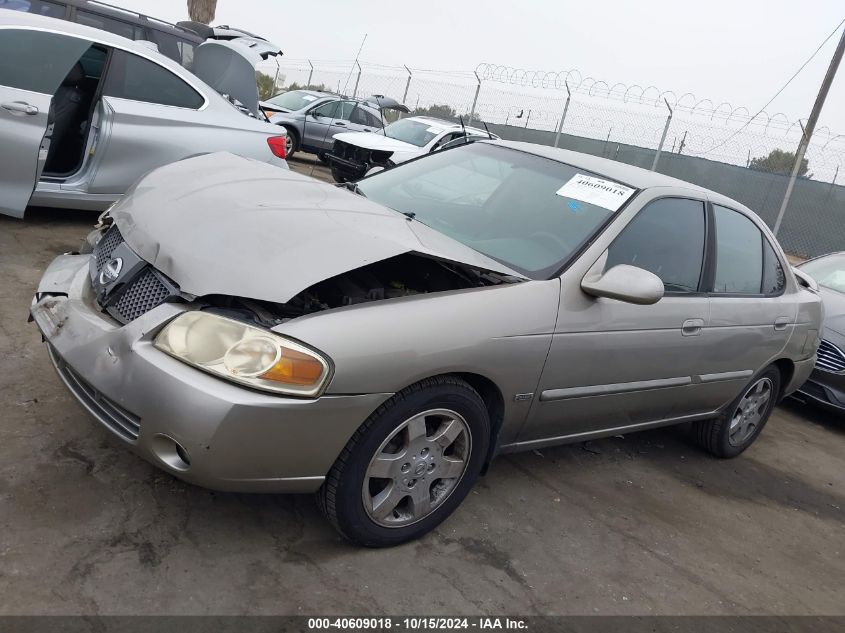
[792,267,818,292]
[581,264,664,305]
[311,111,322,118]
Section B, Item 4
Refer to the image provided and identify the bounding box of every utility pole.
[774,25,845,236]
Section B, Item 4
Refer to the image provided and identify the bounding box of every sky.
[107,0,845,134]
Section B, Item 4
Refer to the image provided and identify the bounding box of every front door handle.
[2,101,39,115]
[774,316,790,331]
[335,121,346,127]
[682,318,704,336]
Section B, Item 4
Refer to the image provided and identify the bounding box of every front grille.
[91,224,181,325]
[816,339,845,374]
[111,269,171,323]
[49,346,141,442]
[94,225,124,273]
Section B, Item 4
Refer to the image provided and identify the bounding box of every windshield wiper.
[342,181,367,197]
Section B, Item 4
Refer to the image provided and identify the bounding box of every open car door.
[192,38,281,118]
[0,27,93,218]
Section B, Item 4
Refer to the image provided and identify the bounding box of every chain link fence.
[256,58,845,259]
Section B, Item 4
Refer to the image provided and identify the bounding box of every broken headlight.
[154,312,331,397]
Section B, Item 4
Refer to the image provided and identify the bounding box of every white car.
[326,116,498,182]
[0,9,288,218]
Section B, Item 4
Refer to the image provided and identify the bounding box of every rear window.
[149,29,196,69]
[103,49,203,109]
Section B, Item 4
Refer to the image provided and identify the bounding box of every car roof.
[0,9,201,78]
[491,140,742,202]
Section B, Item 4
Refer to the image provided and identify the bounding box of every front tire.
[317,376,490,547]
[692,366,781,458]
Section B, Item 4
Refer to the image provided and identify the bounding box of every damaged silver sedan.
[31,141,822,546]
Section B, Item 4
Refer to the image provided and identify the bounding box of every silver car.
[263,90,408,159]
[0,10,287,218]
[31,141,822,547]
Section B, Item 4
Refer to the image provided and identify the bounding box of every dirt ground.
[0,155,843,615]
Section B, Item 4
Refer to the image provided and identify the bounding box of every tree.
[187,0,216,24]
[412,103,456,119]
[286,81,334,93]
[256,72,278,101]
[749,149,811,178]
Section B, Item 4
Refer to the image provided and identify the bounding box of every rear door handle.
[2,101,38,115]
[335,121,346,127]
[682,318,704,336]
[774,316,790,331]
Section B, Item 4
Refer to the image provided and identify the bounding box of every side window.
[149,30,195,69]
[0,0,65,17]
[762,240,786,295]
[366,110,384,128]
[0,28,92,94]
[606,198,706,293]
[75,10,144,41]
[335,100,356,121]
[103,49,203,109]
[349,106,369,125]
[311,101,339,118]
[712,205,781,295]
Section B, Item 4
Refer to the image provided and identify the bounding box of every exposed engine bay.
[201,253,517,327]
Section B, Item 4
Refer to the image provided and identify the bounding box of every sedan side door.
[0,27,93,217]
[693,202,796,409]
[320,100,358,148]
[520,193,714,445]
[86,48,209,195]
[302,99,339,150]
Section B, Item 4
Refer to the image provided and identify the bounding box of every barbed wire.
[260,58,845,183]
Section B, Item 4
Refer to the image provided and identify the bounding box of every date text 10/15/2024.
[307,617,529,630]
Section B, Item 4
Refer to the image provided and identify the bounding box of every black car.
[795,252,845,413]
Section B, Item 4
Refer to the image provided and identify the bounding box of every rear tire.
[282,126,298,159]
[317,376,490,547]
[692,366,781,458]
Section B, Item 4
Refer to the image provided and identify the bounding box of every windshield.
[800,254,845,294]
[356,143,638,278]
[383,119,449,147]
[266,90,323,111]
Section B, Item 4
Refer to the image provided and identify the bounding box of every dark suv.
[0,0,203,68]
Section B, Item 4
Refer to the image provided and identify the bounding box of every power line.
[694,17,845,157]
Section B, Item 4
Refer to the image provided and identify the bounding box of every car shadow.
[20,206,101,225]
[781,397,844,435]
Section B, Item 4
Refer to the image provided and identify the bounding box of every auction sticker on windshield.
[555,174,635,211]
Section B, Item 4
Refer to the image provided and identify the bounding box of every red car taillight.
[267,135,287,159]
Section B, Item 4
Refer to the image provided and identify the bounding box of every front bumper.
[31,254,392,493]
[795,369,845,414]
[324,152,368,181]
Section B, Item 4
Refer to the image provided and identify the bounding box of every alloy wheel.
[728,377,773,446]
[362,409,472,528]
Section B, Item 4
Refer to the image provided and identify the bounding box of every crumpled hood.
[110,153,524,304]
[333,131,420,153]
